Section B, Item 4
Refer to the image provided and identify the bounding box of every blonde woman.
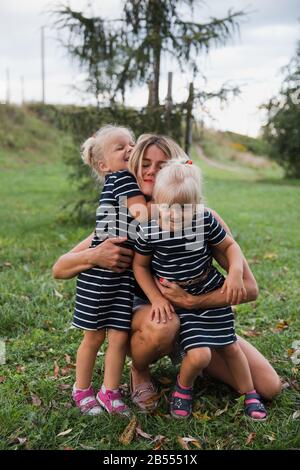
[52,133,281,413]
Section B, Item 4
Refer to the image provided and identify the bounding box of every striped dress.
[134,210,237,351]
[72,170,143,331]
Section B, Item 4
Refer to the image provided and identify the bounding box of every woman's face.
[138,145,169,196]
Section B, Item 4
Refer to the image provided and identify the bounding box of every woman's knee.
[258,375,282,401]
[142,316,180,350]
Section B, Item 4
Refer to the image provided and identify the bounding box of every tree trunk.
[152,44,161,107]
[185,82,194,155]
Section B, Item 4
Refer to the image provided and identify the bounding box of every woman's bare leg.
[204,335,282,400]
[129,305,180,386]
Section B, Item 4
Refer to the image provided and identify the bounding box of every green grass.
[0,106,299,450]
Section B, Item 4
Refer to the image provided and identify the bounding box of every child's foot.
[170,376,193,419]
[244,390,267,421]
[72,384,104,416]
[97,385,131,417]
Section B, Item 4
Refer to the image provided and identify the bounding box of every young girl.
[72,125,148,416]
[133,160,268,421]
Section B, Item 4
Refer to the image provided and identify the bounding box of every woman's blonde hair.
[81,124,135,180]
[128,133,186,181]
[153,161,202,206]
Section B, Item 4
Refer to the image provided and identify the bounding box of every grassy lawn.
[0,109,299,450]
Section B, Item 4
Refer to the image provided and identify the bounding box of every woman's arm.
[52,234,133,279]
[209,208,259,301]
[155,209,259,309]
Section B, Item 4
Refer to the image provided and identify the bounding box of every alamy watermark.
[0,340,6,365]
[95,199,205,251]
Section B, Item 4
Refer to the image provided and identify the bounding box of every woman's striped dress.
[134,210,237,351]
[72,170,143,331]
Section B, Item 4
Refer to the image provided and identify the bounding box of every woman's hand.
[221,271,247,305]
[89,237,133,272]
[154,278,192,309]
[150,295,175,323]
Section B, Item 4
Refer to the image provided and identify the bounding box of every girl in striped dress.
[72,125,148,416]
[133,160,268,421]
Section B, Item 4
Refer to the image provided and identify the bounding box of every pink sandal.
[72,384,103,416]
[97,386,130,417]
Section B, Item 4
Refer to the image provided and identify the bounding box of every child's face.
[158,203,195,231]
[99,132,135,174]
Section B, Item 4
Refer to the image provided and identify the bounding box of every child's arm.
[215,235,247,305]
[133,252,175,323]
[126,195,150,222]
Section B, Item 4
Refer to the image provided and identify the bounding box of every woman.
[52,134,281,412]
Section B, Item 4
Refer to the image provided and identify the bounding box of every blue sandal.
[244,391,267,421]
[170,376,193,419]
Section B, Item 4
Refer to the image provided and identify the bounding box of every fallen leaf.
[152,435,168,450]
[192,411,211,421]
[57,429,72,437]
[65,354,71,364]
[214,403,228,417]
[80,444,96,450]
[62,447,74,451]
[9,437,27,446]
[263,252,278,261]
[136,426,152,440]
[119,415,138,445]
[16,365,26,374]
[31,393,42,407]
[246,432,256,445]
[265,432,276,442]
[58,384,71,391]
[4,262,12,268]
[54,289,63,299]
[0,376,6,383]
[178,436,202,450]
[241,328,261,338]
[54,361,59,378]
[292,411,300,419]
[275,319,289,331]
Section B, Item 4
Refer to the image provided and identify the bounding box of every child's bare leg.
[179,347,212,387]
[171,347,211,419]
[219,341,267,420]
[76,330,106,389]
[103,329,129,389]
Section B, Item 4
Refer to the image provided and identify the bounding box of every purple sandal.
[170,376,193,419]
[244,391,267,421]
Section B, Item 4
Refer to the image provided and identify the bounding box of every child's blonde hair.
[81,124,135,180]
[128,133,185,180]
[153,161,202,206]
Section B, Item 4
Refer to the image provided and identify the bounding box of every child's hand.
[150,296,175,323]
[221,272,247,305]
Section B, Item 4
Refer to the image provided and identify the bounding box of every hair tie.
[185,159,193,165]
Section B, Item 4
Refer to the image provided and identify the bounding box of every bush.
[28,103,184,221]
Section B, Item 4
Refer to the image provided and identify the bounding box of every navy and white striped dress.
[73,170,143,331]
[134,210,237,351]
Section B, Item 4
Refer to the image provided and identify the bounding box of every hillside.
[0,104,299,450]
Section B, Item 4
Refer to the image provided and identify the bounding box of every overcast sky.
[0,0,299,136]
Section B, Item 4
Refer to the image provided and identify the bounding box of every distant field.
[0,107,299,450]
